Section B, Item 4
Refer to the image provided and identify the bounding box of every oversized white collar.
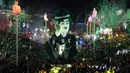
[55,31,67,37]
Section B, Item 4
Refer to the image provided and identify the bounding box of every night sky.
[19,0,99,22]
[3,0,130,14]
[3,0,130,22]
[20,0,98,14]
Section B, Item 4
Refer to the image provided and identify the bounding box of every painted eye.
[61,22,64,25]
[66,22,69,25]
[60,22,64,25]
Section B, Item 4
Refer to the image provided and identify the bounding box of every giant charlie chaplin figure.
[45,9,77,63]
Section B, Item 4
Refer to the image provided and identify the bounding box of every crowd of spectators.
[0,30,130,73]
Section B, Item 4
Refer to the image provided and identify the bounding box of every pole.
[87,25,88,35]
[27,57,29,73]
[45,21,47,41]
[16,15,18,66]
[89,22,91,35]
[93,18,96,60]
[43,13,48,42]
[87,22,88,35]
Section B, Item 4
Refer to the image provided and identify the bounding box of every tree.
[0,0,5,9]
[97,0,127,28]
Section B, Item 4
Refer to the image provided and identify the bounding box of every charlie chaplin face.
[59,19,69,33]
[54,18,70,37]
[55,18,70,34]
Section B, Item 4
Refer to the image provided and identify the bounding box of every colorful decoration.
[88,16,92,35]
[92,8,97,18]
[49,66,61,73]
[44,13,48,21]
[88,16,92,22]
[12,1,21,14]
